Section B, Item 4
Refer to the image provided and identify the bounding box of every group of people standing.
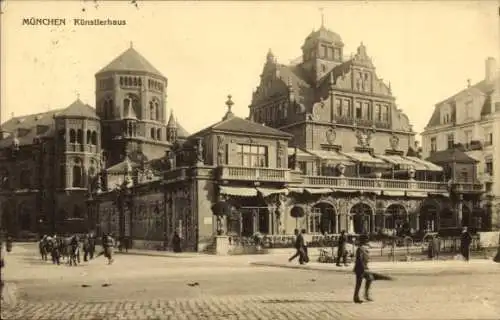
[38,233,116,266]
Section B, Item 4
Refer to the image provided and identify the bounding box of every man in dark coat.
[336,230,348,266]
[172,231,182,253]
[460,227,472,262]
[288,229,305,264]
[353,234,373,304]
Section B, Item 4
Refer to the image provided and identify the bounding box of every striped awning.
[404,156,443,172]
[219,186,258,197]
[256,187,289,197]
[287,147,315,160]
[342,152,391,167]
[305,188,334,194]
[374,154,418,169]
[307,149,353,165]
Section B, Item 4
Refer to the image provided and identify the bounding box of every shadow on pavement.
[261,299,353,304]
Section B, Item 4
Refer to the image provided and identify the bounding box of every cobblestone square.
[2,245,500,319]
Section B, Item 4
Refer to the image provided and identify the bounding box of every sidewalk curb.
[250,261,500,276]
[114,251,202,259]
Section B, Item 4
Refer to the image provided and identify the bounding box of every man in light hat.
[353,234,373,303]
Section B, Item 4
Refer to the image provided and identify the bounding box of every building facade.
[0,44,189,236]
[0,27,490,251]
[421,57,500,229]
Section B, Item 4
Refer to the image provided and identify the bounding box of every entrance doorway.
[312,202,337,234]
[350,203,372,234]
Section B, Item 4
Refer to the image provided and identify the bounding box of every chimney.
[485,57,496,82]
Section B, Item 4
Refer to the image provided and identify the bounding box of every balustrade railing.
[303,176,448,192]
[218,166,290,182]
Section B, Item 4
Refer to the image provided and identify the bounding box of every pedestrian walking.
[88,233,96,259]
[288,229,305,264]
[336,230,348,266]
[301,229,309,263]
[460,227,472,262]
[82,234,90,262]
[353,234,373,304]
[172,231,182,253]
[102,233,115,264]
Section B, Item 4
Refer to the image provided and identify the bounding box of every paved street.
[1,244,500,320]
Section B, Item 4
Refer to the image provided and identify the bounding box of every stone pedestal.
[215,236,230,256]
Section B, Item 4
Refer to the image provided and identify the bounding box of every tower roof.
[304,26,343,45]
[55,99,99,120]
[96,45,164,77]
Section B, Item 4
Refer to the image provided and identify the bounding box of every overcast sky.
[1,1,498,138]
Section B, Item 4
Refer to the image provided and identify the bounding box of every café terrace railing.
[218,166,290,182]
[303,175,450,193]
[165,165,483,194]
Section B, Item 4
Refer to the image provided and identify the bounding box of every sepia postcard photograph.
[0,0,499,319]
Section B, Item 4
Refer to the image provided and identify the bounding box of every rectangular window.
[335,99,342,116]
[343,100,351,117]
[375,104,381,121]
[298,161,307,174]
[363,102,370,119]
[465,101,473,119]
[430,137,437,152]
[484,130,493,146]
[381,105,389,122]
[236,144,268,168]
[447,134,455,150]
[355,102,362,119]
[485,159,493,175]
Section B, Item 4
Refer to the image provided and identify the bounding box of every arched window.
[103,100,109,118]
[77,129,83,144]
[107,99,114,118]
[156,128,161,140]
[69,129,76,143]
[138,78,142,87]
[73,205,82,218]
[132,97,140,118]
[72,159,83,188]
[123,98,131,117]
[150,101,155,120]
[86,130,91,144]
[155,101,160,120]
[20,170,31,189]
[128,123,133,136]
[119,77,124,86]
[91,131,97,145]
[58,129,66,144]
[128,77,132,86]
[133,77,138,86]
[151,128,155,139]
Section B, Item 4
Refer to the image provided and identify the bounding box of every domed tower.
[53,98,101,212]
[95,42,170,166]
[300,20,344,84]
